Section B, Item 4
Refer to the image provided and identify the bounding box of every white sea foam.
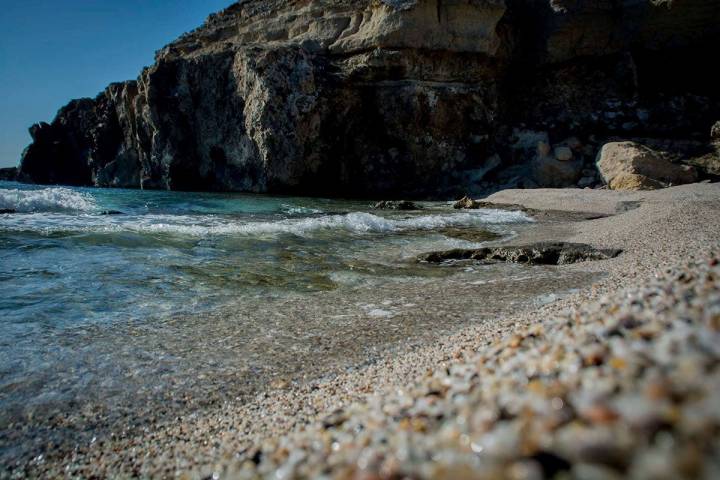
[0,187,98,213]
[281,204,324,215]
[121,210,532,236]
[0,209,532,237]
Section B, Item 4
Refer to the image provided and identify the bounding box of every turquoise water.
[0,180,597,465]
[0,181,529,329]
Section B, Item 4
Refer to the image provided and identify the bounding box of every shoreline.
[7,183,720,478]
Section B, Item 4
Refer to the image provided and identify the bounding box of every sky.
[0,0,233,168]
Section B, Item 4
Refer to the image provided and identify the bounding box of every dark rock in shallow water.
[418,242,622,265]
[100,210,124,215]
[16,1,720,195]
[373,200,422,211]
[0,209,16,214]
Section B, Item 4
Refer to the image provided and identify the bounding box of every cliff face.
[18,0,720,197]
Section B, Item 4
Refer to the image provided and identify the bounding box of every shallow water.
[0,181,596,465]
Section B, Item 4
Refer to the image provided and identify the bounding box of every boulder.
[531,155,583,187]
[683,123,720,176]
[596,142,699,190]
[687,147,720,177]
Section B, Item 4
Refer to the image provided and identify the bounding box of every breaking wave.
[0,187,98,213]
[0,210,532,237]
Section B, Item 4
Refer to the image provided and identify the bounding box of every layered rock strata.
[17,0,720,197]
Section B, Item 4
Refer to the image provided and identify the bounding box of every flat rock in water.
[418,242,622,265]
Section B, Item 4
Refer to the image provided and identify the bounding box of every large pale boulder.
[596,142,698,190]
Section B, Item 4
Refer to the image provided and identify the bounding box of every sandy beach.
[7,183,720,479]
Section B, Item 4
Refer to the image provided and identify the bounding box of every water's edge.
[0,181,597,467]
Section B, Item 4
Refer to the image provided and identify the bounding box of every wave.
[0,187,98,213]
[0,209,532,237]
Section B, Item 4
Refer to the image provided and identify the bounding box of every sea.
[0,180,596,464]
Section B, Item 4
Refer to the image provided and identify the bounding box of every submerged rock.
[418,242,622,265]
[596,142,698,190]
[373,200,422,210]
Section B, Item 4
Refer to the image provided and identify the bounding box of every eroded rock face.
[596,142,699,190]
[418,242,622,265]
[17,0,720,195]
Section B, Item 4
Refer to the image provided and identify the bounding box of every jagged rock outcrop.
[17,0,720,196]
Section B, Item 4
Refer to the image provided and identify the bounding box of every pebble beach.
[6,183,720,479]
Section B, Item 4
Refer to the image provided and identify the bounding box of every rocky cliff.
[17,0,720,197]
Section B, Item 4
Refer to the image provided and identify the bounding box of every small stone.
[582,346,607,367]
[608,357,627,370]
[528,451,572,478]
[581,404,620,424]
[271,379,290,389]
[554,146,573,161]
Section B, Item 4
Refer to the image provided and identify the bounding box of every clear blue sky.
[0,0,233,168]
